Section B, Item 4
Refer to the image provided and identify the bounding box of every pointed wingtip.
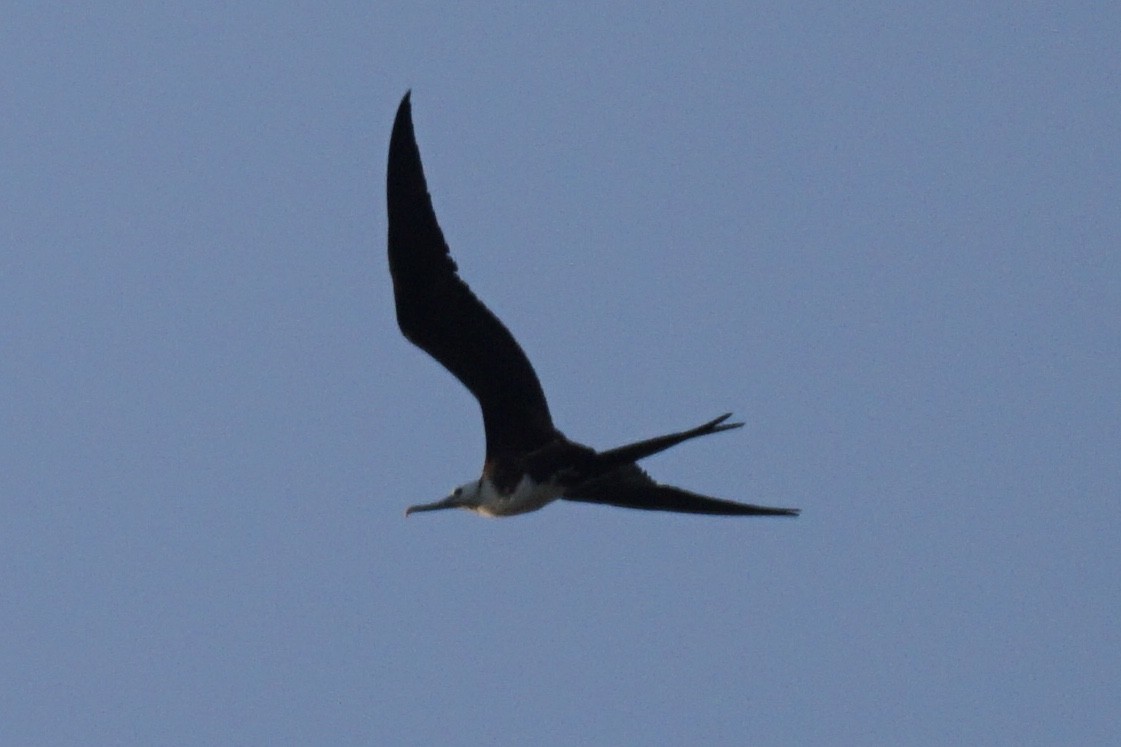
[746,504,800,517]
[397,90,412,119]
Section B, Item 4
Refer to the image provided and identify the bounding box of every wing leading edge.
[387,92,557,460]
[565,465,800,516]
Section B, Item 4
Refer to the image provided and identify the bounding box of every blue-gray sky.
[3,4,1118,745]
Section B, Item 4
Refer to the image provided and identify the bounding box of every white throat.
[472,475,562,517]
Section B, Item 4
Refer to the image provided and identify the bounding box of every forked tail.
[590,413,743,475]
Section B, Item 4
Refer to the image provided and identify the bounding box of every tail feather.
[558,415,802,517]
[590,413,742,475]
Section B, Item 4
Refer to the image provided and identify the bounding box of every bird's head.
[405,479,482,517]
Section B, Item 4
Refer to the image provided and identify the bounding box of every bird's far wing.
[387,92,556,459]
[563,465,800,516]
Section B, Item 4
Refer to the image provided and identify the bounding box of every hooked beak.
[404,495,463,517]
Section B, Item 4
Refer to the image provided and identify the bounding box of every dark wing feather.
[387,92,556,459]
[564,465,800,516]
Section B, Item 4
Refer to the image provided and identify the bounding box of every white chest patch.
[473,475,562,517]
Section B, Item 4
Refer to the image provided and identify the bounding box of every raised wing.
[386,92,557,460]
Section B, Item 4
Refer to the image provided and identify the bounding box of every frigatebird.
[387,92,799,519]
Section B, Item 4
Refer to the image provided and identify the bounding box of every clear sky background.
[3,4,1118,745]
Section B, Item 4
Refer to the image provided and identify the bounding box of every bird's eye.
[453,487,462,497]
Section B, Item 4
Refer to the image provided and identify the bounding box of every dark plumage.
[387,92,799,519]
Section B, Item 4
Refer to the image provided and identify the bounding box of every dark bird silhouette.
[387,92,799,519]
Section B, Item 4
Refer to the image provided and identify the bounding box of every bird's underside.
[387,91,801,520]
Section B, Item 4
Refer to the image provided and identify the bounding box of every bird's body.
[437,476,563,519]
[387,92,799,520]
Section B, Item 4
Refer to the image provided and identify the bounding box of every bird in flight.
[387,92,799,520]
